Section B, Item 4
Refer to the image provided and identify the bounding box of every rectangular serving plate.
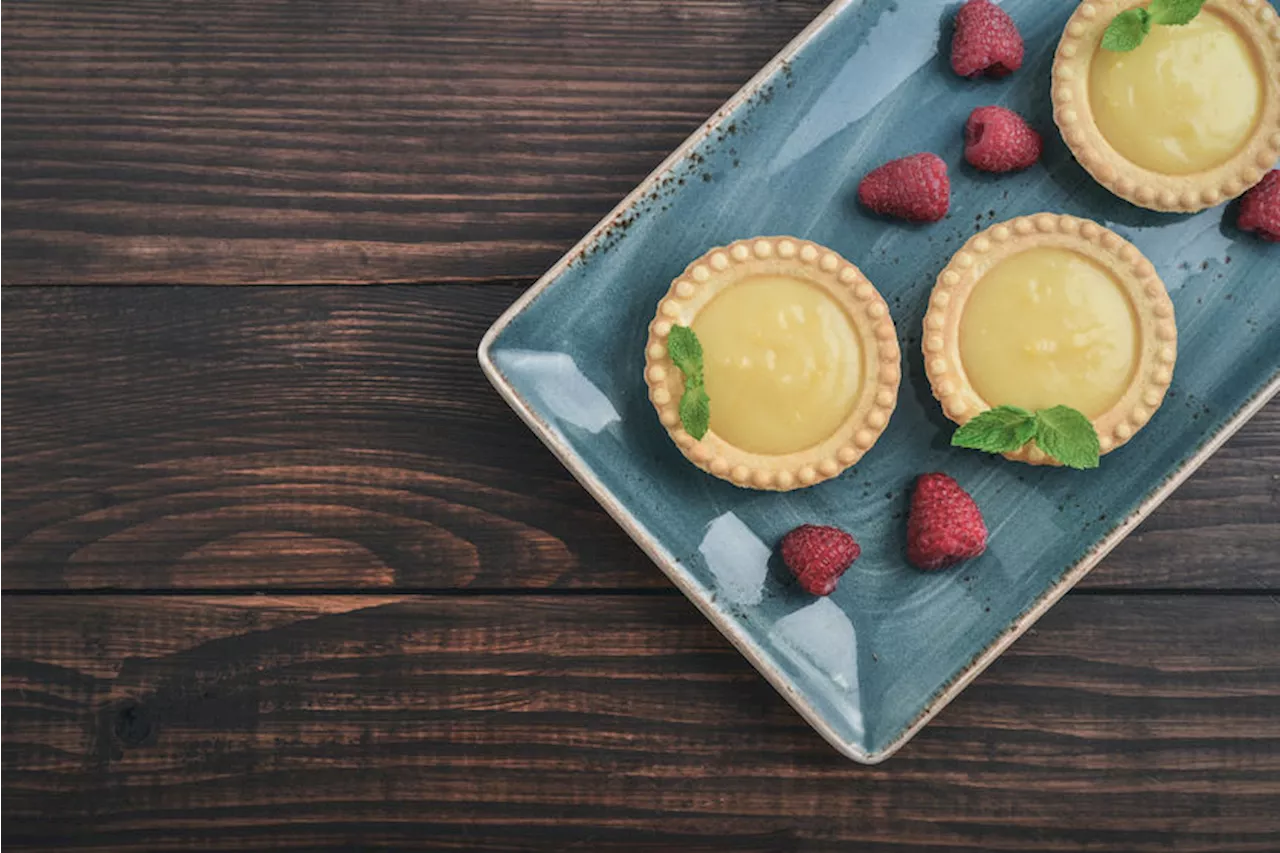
[478,0,1280,762]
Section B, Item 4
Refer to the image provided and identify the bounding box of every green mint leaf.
[679,384,710,440]
[667,325,710,439]
[1102,7,1151,52]
[666,325,704,382]
[1148,0,1204,26]
[951,405,1038,454]
[1033,406,1101,470]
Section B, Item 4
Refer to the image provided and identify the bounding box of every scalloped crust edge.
[923,213,1176,466]
[644,236,901,491]
[1052,0,1280,213]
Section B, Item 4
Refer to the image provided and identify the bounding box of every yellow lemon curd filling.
[1089,10,1262,175]
[959,248,1138,419]
[691,275,862,455]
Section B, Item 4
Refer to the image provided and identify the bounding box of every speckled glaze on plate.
[479,0,1280,762]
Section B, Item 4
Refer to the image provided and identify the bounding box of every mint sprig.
[1102,8,1151,51]
[1102,0,1205,52]
[1032,406,1102,470]
[952,405,1101,470]
[667,325,710,440]
[1146,0,1206,25]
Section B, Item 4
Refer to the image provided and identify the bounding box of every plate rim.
[477,0,1280,763]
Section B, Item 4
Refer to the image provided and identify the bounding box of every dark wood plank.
[3,593,1278,851]
[4,285,1278,591]
[2,0,826,285]
[0,284,647,589]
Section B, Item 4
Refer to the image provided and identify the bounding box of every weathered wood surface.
[2,0,827,285]
[4,285,1278,592]
[4,0,1279,849]
[4,594,1279,851]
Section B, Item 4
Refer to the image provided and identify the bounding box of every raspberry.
[1237,170,1280,242]
[951,0,1024,78]
[857,153,950,223]
[964,106,1042,172]
[906,473,988,571]
[780,525,860,596]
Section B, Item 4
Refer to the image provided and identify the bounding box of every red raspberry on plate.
[964,106,1042,172]
[1237,170,1280,242]
[907,473,988,571]
[951,0,1024,78]
[780,524,861,596]
[858,152,950,223]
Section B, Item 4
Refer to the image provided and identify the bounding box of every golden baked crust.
[923,213,1176,465]
[644,237,900,491]
[1052,0,1280,213]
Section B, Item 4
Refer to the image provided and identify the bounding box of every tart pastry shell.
[644,237,901,491]
[923,213,1177,465]
[1052,0,1280,213]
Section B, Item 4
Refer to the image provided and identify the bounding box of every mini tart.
[644,237,900,491]
[1052,0,1280,213]
[923,214,1176,465]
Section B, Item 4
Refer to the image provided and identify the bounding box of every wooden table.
[4,1,1278,849]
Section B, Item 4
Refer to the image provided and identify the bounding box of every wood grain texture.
[5,285,1278,591]
[5,0,1277,846]
[2,0,825,285]
[4,594,1278,851]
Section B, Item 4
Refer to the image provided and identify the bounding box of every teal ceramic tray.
[479,0,1280,762]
